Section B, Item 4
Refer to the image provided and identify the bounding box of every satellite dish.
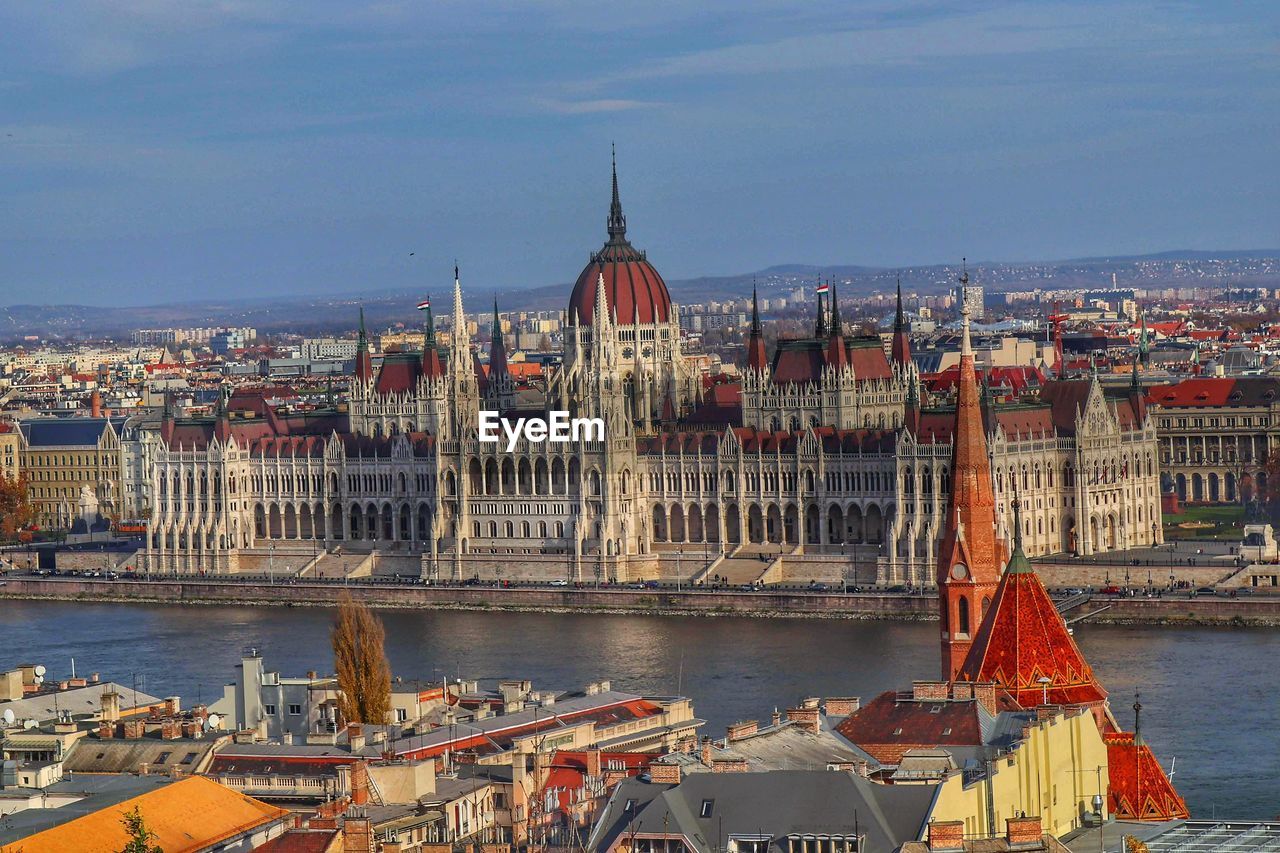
[23,719,37,730]
[1,710,14,725]
[33,675,43,685]
[34,665,46,677]
[206,714,221,730]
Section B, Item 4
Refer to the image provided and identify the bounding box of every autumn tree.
[0,473,36,538]
[1264,448,1280,523]
[118,805,162,853]
[332,592,392,725]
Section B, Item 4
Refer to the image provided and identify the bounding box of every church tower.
[891,280,912,367]
[937,302,1007,681]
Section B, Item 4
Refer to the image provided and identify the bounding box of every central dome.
[567,156,672,326]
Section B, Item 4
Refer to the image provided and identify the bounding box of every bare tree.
[332,593,392,725]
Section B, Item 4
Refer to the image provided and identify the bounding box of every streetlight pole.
[269,543,275,585]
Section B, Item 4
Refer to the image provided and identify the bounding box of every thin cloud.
[535,98,664,115]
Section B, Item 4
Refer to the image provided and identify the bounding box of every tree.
[1264,448,1280,524]
[118,805,162,853]
[0,473,36,538]
[332,592,392,725]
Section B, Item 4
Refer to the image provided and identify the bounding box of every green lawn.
[1163,504,1246,540]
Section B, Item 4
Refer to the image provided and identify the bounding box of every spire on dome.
[751,281,762,336]
[1008,497,1031,573]
[1133,694,1144,746]
[607,143,627,241]
[894,278,906,332]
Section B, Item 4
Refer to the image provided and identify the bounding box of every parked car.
[1100,584,1122,595]
[549,578,569,587]
[1193,586,1219,597]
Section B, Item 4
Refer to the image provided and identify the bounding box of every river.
[2,601,1275,820]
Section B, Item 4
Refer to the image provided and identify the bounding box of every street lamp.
[268,543,275,585]
[1038,676,1051,707]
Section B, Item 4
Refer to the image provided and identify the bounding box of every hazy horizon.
[3,1,1279,305]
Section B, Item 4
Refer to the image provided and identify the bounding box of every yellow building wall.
[0,430,19,482]
[928,708,1109,839]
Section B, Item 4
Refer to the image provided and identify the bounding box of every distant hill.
[3,249,1278,342]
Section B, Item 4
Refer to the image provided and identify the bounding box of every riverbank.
[3,577,1280,625]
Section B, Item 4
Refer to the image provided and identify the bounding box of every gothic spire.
[828,282,842,335]
[894,278,905,333]
[607,143,627,241]
[751,281,762,336]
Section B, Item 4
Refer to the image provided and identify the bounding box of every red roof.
[926,365,1044,397]
[957,551,1108,709]
[569,253,670,326]
[1104,733,1189,821]
[1147,377,1280,408]
[834,691,987,764]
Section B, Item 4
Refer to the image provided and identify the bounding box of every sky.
[1,0,1278,306]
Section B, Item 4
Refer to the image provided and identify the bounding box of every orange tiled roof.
[957,547,1108,709]
[0,776,290,853]
[1105,732,1189,821]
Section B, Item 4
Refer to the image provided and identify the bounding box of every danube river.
[3,601,1275,819]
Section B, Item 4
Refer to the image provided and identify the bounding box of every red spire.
[958,511,1108,711]
[891,279,912,366]
[937,304,1006,680]
[489,299,509,380]
[825,283,848,368]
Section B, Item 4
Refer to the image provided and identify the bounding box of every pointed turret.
[421,294,444,378]
[488,299,509,380]
[937,301,1007,681]
[448,265,471,375]
[355,307,373,381]
[957,495,1108,709]
[814,283,828,338]
[891,278,912,366]
[825,282,847,368]
[747,283,768,373]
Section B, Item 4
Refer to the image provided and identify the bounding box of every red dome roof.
[567,155,672,326]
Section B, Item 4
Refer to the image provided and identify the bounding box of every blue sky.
[1,0,1278,306]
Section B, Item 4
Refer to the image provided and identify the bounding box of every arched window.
[958,597,970,635]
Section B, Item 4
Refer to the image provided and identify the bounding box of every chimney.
[98,720,116,739]
[163,697,180,716]
[599,680,611,693]
[89,672,100,684]
[912,681,950,701]
[973,682,999,716]
[281,731,294,745]
[347,722,365,751]
[648,762,681,785]
[342,815,375,853]
[700,737,714,767]
[726,721,758,742]
[160,718,181,740]
[823,698,860,718]
[785,706,820,734]
[351,760,370,806]
[90,390,102,418]
[101,690,121,723]
[770,709,782,727]
[585,746,602,779]
[1006,815,1043,846]
[585,682,600,696]
[951,682,975,701]
[122,719,146,739]
[927,821,965,852]
[181,720,201,739]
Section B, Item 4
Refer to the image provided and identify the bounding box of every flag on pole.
[417,298,431,311]
[816,281,830,295]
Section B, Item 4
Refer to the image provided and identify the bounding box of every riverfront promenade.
[2,573,1279,626]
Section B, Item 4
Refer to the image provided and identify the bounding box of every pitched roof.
[833,691,993,765]
[1146,377,1280,408]
[0,776,289,853]
[1104,733,1189,821]
[956,545,1108,709]
[18,417,126,448]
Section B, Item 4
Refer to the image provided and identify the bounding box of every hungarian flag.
[417,298,430,311]
[816,281,829,294]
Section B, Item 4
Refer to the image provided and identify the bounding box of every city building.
[1146,376,1278,504]
[17,416,127,529]
[134,165,1161,585]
